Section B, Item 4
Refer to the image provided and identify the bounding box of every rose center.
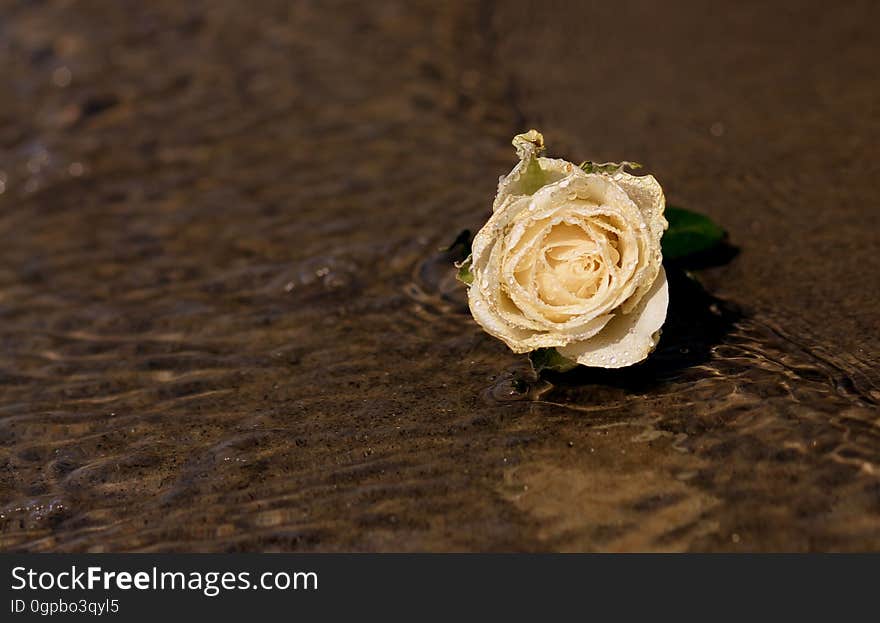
[526,222,621,306]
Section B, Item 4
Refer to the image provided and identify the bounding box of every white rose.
[464,130,668,369]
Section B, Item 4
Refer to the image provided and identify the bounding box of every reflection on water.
[0,1,878,552]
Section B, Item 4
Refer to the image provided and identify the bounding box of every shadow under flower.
[536,257,742,392]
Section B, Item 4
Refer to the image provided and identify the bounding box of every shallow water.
[0,1,878,551]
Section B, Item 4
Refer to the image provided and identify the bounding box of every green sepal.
[579,161,642,174]
[455,254,474,285]
[529,347,578,374]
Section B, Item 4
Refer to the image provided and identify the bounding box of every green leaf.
[662,205,725,260]
[579,160,642,174]
[529,348,578,374]
[455,254,474,285]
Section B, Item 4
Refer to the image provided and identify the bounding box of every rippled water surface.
[1,0,879,551]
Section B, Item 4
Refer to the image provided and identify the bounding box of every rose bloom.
[465,130,668,368]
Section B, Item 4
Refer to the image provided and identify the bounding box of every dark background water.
[0,0,878,551]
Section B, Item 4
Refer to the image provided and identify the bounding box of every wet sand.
[0,1,878,551]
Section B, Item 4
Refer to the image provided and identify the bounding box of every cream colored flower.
[464,130,668,368]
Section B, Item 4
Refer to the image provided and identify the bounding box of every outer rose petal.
[494,157,577,211]
[611,171,668,241]
[556,266,669,368]
[468,280,534,348]
[467,278,613,353]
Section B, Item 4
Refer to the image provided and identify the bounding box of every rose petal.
[556,266,669,368]
[611,171,668,241]
[468,278,614,353]
[494,157,576,211]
